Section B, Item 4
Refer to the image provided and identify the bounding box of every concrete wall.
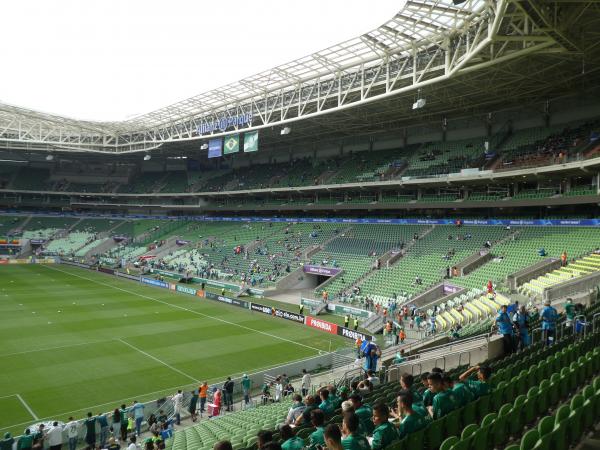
[544,271,600,302]
[507,258,561,290]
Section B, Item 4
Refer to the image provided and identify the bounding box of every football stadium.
[2,0,600,449]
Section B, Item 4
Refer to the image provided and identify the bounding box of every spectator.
[512,305,531,350]
[223,377,235,411]
[444,375,472,408]
[427,373,456,420]
[323,424,343,450]
[371,403,398,450]
[111,408,121,440]
[366,370,379,386]
[363,344,381,372]
[199,382,209,414]
[213,441,232,450]
[1,434,14,450]
[308,409,326,450]
[495,304,515,354]
[127,435,138,450]
[541,299,559,346]
[395,392,427,440]
[106,437,120,450]
[280,426,303,450]
[171,390,184,425]
[399,373,422,404]
[241,374,252,405]
[189,390,199,422]
[84,412,97,449]
[285,394,306,425]
[341,413,370,450]
[257,430,273,450]
[318,389,334,415]
[349,394,374,435]
[97,413,109,448]
[301,369,311,396]
[458,365,493,397]
[132,401,145,436]
[295,395,317,427]
[119,404,129,440]
[17,430,33,450]
[47,421,63,450]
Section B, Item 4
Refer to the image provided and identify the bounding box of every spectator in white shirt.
[47,422,63,450]
[127,435,139,450]
[172,390,184,425]
[274,379,283,402]
[301,369,311,396]
[65,417,78,450]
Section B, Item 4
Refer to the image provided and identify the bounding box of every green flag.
[243,131,259,153]
[223,135,240,154]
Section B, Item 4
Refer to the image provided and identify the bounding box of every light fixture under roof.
[143,154,151,161]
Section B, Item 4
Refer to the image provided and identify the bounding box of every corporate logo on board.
[339,327,370,341]
[306,316,338,335]
[275,309,304,323]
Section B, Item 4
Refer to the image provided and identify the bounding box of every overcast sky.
[0,0,400,122]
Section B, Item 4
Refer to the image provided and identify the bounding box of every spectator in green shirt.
[400,373,423,405]
[459,365,493,398]
[349,394,374,435]
[427,373,457,420]
[328,386,342,410]
[564,298,576,325]
[119,404,129,441]
[17,430,33,450]
[1,433,14,450]
[241,374,252,405]
[341,413,370,450]
[318,389,334,415]
[308,409,326,450]
[371,403,399,450]
[419,372,434,407]
[324,424,344,450]
[395,391,428,440]
[280,426,304,450]
[444,375,473,408]
[84,412,97,449]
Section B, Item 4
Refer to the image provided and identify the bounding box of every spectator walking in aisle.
[47,422,63,450]
[301,369,311,396]
[242,374,252,406]
[84,413,97,449]
[223,376,235,411]
[132,400,145,436]
[189,390,199,422]
[199,382,209,413]
[541,299,558,346]
[512,305,531,350]
[362,343,381,373]
[171,390,184,425]
[495,304,515,354]
[18,429,34,450]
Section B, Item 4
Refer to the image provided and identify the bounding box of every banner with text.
[305,316,338,335]
[303,265,342,277]
[141,277,170,289]
[205,291,248,309]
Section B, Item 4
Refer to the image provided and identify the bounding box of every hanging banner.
[208,139,223,158]
[223,135,240,154]
[243,131,259,153]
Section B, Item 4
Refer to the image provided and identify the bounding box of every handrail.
[592,313,600,333]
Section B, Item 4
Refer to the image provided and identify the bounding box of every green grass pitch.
[0,264,348,435]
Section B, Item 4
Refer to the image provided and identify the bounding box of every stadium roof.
[0,0,597,153]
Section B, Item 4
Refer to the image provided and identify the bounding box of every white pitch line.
[0,340,106,358]
[16,394,39,420]
[43,265,324,354]
[117,338,199,383]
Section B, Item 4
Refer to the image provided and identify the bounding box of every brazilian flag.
[223,135,240,154]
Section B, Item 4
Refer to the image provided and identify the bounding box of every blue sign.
[141,277,170,289]
[198,113,253,135]
[207,139,222,159]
